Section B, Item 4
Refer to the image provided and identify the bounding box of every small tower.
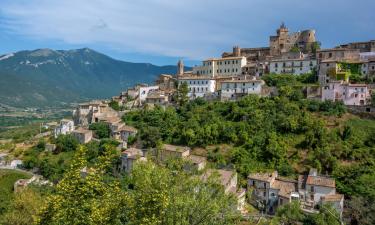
[177,59,184,77]
[277,22,288,36]
[233,46,241,57]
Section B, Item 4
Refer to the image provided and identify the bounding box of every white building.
[54,119,75,138]
[322,81,371,106]
[270,58,317,75]
[178,77,216,98]
[192,56,247,77]
[139,85,159,102]
[220,76,265,100]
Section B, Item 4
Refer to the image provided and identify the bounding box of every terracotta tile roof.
[248,172,277,183]
[271,178,297,198]
[163,144,190,153]
[73,128,92,134]
[119,125,137,133]
[202,169,235,188]
[122,148,143,159]
[306,176,335,188]
[321,194,344,202]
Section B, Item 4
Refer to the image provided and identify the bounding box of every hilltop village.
[47,24,375,219]
[2,24,375,224]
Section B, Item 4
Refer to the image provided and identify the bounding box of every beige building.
[160,144,191,161]
[202,169,246,211]
[120,148,146,173]
[72,128,93,144]
[185,155,207,171]
[336,40,375,53]
[73,101,118,126]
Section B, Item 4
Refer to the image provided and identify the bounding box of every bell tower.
[177,59,184,77]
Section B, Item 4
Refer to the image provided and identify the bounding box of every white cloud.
[0,0,374,60]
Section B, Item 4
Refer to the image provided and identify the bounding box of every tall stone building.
[269,23,317,56]
[177,59,184,77]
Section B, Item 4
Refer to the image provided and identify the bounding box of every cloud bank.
[0,0,374,60]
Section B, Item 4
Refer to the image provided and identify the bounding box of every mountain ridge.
[0,48,187,108]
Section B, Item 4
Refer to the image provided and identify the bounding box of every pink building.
[322,81,371,106]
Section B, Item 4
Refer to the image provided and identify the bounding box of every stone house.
[248,169,344,216]
[72,101,118,126]
[119,148,146,173]
[159,144,191,162]
[202,169,246,211]
[54,119,74,138]
[184,155,207,171]
[145,90,169,105]
[72,128,93,144]
[298,169,344,217]
[155,74,176,91]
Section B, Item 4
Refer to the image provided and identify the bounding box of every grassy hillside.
[0,169,32,216]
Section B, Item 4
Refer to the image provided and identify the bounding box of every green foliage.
[125,161,240,225]
[177,82,189,106]
[55,134,79,152]
[272,202,341,225]
[109,100,120,111]
[1,187,44,225]
[263,73,317,88]
[89,122,111,139]
[140,126,162,148]
[37,146,127,225]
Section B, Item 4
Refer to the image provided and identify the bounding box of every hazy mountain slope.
[0,48,186,107]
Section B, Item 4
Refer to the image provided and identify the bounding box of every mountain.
[0,48,188,108]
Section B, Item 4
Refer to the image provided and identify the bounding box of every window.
[264,183,266,188]
[310,186,314,192]
[206,88,208,91]
[206,81,208,84]
[275,63,278,68]
[253,82,255,86]
[329,53,333,58]
[243,83,245,86]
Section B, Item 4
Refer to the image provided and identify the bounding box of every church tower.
[177,59,184,77]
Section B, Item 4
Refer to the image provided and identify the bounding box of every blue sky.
[0,0,374,66]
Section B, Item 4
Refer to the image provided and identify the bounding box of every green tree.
[109,100,120,111]
[55,134,79,152]
[140,126,162,148]
[126,161,240,225]
[89,122,111,139]
[37,146,128,225]
[177,82,189,106]
[271,201,304,225]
